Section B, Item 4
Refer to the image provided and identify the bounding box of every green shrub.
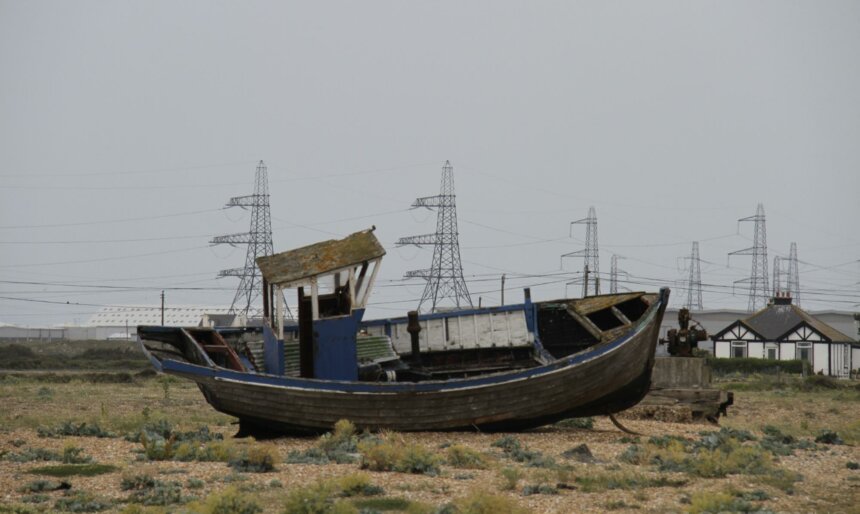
[3,446,62,463]
[358,435,441,476]
[26,463,118,478]
[286,447,331,465]
[286,420,362,465]
[799,375,840,391]
[18,479,68,492]
[0,504,40,514]
[450,490,529,514]
[121,474,186,506]
[759,426,816,455]
[38,421,114,438]
[694,427,755,448]
[814,430,844,445]
[689,444,773,478]
[174,440,238,462]
[706,356,806,375]
[446,444,489,469]
[521,484,557,496]
[62,445,92,464]
[618,444,647,465]
[352,497,412,511]
[498,467,523,491]
[319,420,358,453]
[54,491,113,512]
[847,462,859,470]
[192,486,261,514]
[336,472,384,497]
[187,477,206,489]
[574,472,687,492]
[139,432,176,461]
[126,420,221,445]
[20,494,49,504]
[228,444,278,472]
[649,434,696,448]
[604,500,637,510]
[755,468,804,494]
[490,436,554,468]
[121,474,158,491]
[736,490,771,502]
[281,481,356,514]
[132,423,224,462]
[686,491,752,514]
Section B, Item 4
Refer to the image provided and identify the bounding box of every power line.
[0,234,215,245]
[0,279,231,291]
[0,161,255,178]
[0,245,210,269]
[0,208,222,230]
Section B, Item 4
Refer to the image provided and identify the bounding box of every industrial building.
[0,305,232,341]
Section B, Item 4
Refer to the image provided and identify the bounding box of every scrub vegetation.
[1,354,859,513]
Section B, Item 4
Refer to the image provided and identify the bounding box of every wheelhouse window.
[731,341,747,358]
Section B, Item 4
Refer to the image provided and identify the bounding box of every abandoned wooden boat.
[138,228,670,434]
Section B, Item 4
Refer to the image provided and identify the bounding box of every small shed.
[711,294,858,377]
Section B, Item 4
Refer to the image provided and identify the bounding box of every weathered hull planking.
[138,288,669,434]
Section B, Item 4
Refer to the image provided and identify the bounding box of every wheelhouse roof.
[256,228,386,286]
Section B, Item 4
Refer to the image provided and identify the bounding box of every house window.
[796,343,812,364]
[766,346,777,360]
[731,341,746,358]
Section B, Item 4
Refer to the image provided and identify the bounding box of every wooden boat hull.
[140,288,668,433]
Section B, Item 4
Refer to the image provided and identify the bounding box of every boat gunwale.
[142,288,668,395]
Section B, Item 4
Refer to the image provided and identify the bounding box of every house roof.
[257,229,386,286]
[738,301,855,343]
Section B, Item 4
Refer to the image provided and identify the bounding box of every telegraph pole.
[160,290,165,326]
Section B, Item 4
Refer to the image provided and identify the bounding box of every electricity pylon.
[397,160,472,312]
[562,206,600,297]
[609,254,627,294]
[729,203,769,312]
[788,242,800,306]
[685,241,704,311]
[211,160,281,318]
[772,255,784,297]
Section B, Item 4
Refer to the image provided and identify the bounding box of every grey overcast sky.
[1,1,859,326]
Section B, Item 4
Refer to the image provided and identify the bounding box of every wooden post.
[276,286,284,339]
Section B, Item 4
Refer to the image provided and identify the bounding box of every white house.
[711,294,859,378]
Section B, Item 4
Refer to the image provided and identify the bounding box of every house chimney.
[773,292,792,305]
